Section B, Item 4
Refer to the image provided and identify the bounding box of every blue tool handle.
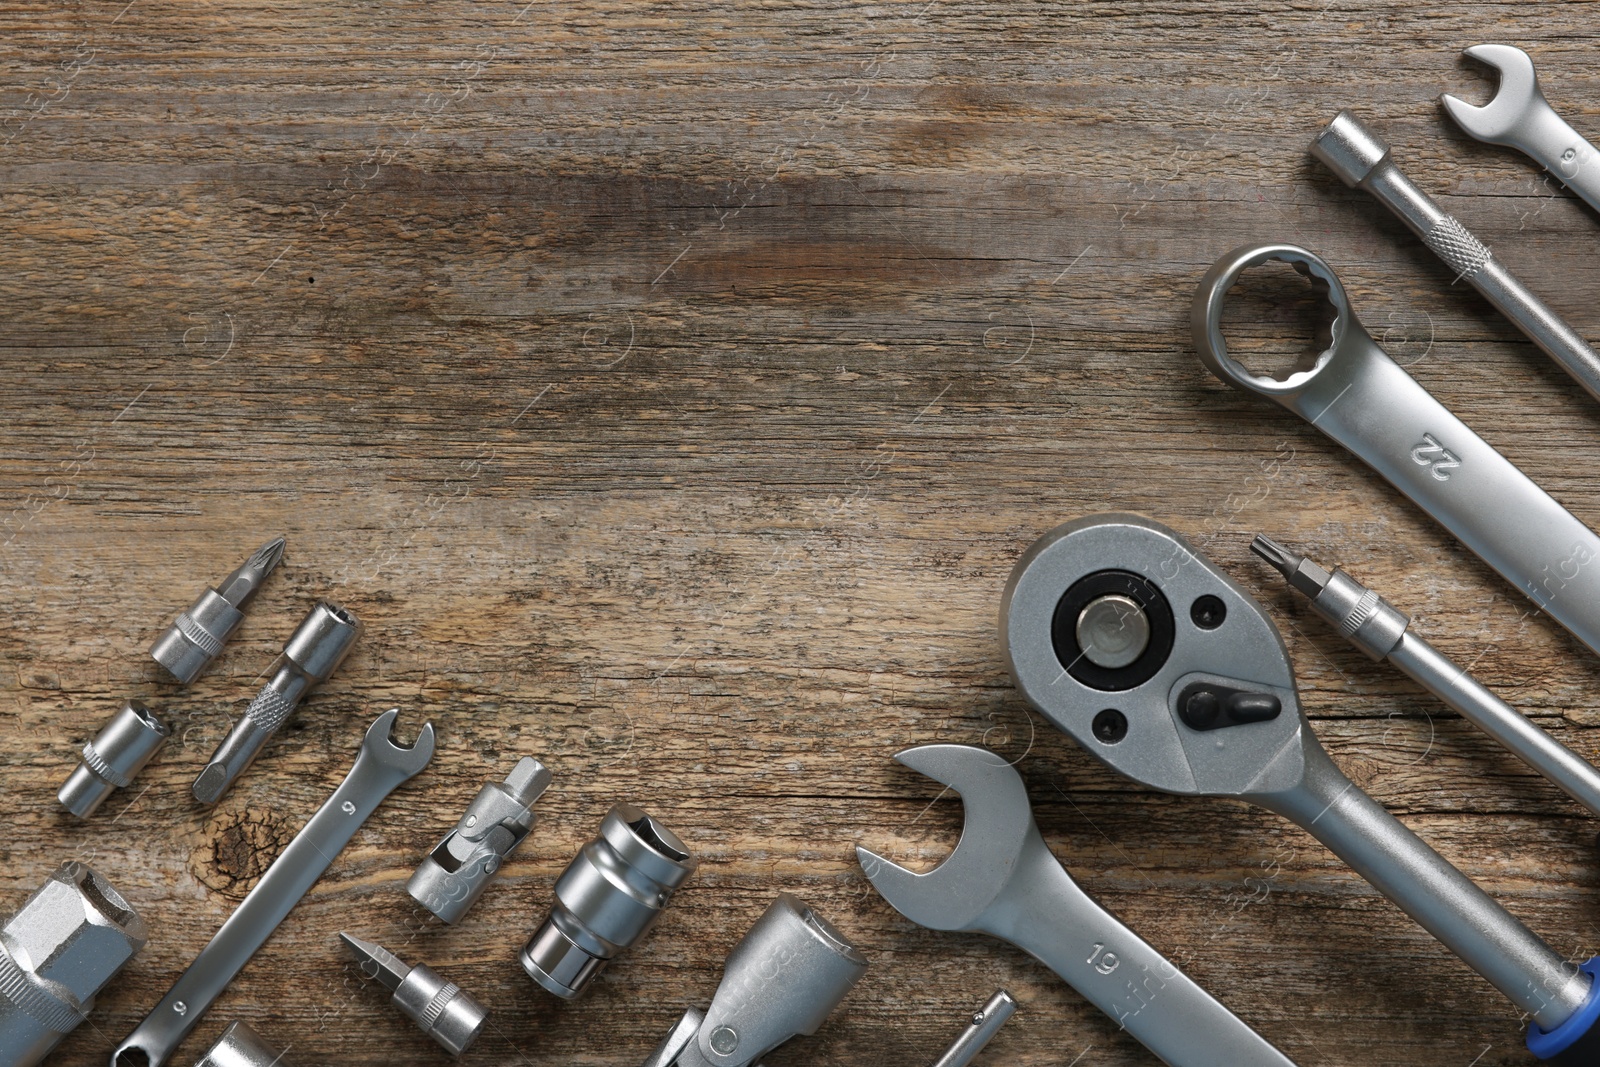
[1529,958,1600,1063]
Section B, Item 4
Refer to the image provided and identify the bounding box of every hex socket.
[58,700,170,818]
[520,803,697,999]
[193,1021,288,1067]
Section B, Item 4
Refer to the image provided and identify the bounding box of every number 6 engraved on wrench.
[1192,243,1600,654]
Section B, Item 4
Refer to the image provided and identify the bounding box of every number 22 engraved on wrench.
[1410,433,1461,481]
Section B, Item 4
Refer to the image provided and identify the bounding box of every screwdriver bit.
[150,537,286,685]
[193,600,361,805]
[341,933,487,1057]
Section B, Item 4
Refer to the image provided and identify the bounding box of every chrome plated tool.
[1311,109,1600,403]
[858,745,1296,1067]
[1442,45,1600,215]
[341,933,487,1057]
[0,862,148,1067]
[1002,513,1600,1063]
[59,699,171,818]
[639,894,867,1067]
[522,802,697,1000]
[409,756,551,925]
[194,600,362,805]
[1253,534,1600,823]
[1193,243,1600,661]
[929,990,1017,1067]
[151,537,285,684]
[114,709,435,1067]
[191,1022,287,1067]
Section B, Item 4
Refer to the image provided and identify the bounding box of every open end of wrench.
[1440,44,1542,143]
[1192,243,1348,399]
[855,744,1032,931]
[363,706,436,774]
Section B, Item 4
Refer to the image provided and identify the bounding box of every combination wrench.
[113,709,436,1067]
[1001,514,1600,1063]
[1193,242,1600,661]
[858,744,1299,1067]
[1442,45,1600,217]
[1311,109,1600,404]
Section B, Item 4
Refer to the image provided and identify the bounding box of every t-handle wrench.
[858,744,1299,1067]
[1442,45,1600,216]
[113,709,436,1067]
[1001,513,1600,1063]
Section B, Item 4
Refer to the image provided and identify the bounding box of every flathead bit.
[340,932,411,993]
[1249,534,1332,599]
[150,536,287,685]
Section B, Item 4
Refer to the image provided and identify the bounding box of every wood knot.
[191,807,295,898]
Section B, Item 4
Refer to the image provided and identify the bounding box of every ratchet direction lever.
[1001,514,1600,1064]
[113,709,436,1067]
[1192,243,1600,661]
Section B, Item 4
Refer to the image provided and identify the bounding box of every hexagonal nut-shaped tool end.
[5,862,148,1004]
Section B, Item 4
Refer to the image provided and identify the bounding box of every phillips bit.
[1252,533,1600,826]
[150,537,286,684]
[340,933,487,1057]
[193,600,362,805]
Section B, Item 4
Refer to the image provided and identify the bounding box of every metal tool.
[191,1022,287,1067]
[58,699,171,818]
[1312,109,1600,403]
[929,990,1017,1067]
[151,537,285,684]
[1193,243,1600,662]
[1253,534,1600,823]
[0,862,148,1067]
[194,599,362,805]
[340,933,487,1057]
[522,802,697,999]
[409,756,551,924]
[858,745,1296,1067]
[1002,514,1600,1063]
[114,708,435,1067]
[1442,44,1600,216]
[639,893,867,1067]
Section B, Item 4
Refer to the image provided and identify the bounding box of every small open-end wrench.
[1441,45,1600,216]
[1192,243,1600,662]
[113,709,435,1067]
[1002,514,1600,1063]
[858,744,1299,1067]
[1311,109,1600,404]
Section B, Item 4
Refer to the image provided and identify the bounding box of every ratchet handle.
[977,831,1297,1067]
[1530,958,1600,1063]
[1258,745,1588,1029]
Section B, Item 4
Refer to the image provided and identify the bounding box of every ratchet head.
[1440,44,1547,145]
[362,707,436,778]
[854,744,1033,931]
[1000,514,1314,799]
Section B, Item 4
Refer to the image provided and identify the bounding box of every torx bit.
[1252,533,1600,822]
[193,600,361,805]
[340,933,487,1057]
[151,537,286,684]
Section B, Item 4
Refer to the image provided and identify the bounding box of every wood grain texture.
[6,1,1600,1064]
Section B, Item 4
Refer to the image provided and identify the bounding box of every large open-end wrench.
[1193,243,1600,661]
[1002,514,1600,1063]
[857,744,1298,1067]
[1441,45,1600,216]
[113,709,436,1067]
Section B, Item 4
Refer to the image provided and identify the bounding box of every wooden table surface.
[8,2,1600,1065]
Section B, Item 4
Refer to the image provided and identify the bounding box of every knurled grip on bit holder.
[193,600,362,805]
[1192,243,1600,663]
[1311,110,1600,405]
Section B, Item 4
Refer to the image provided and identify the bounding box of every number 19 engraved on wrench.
[1192,243,1600,654]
